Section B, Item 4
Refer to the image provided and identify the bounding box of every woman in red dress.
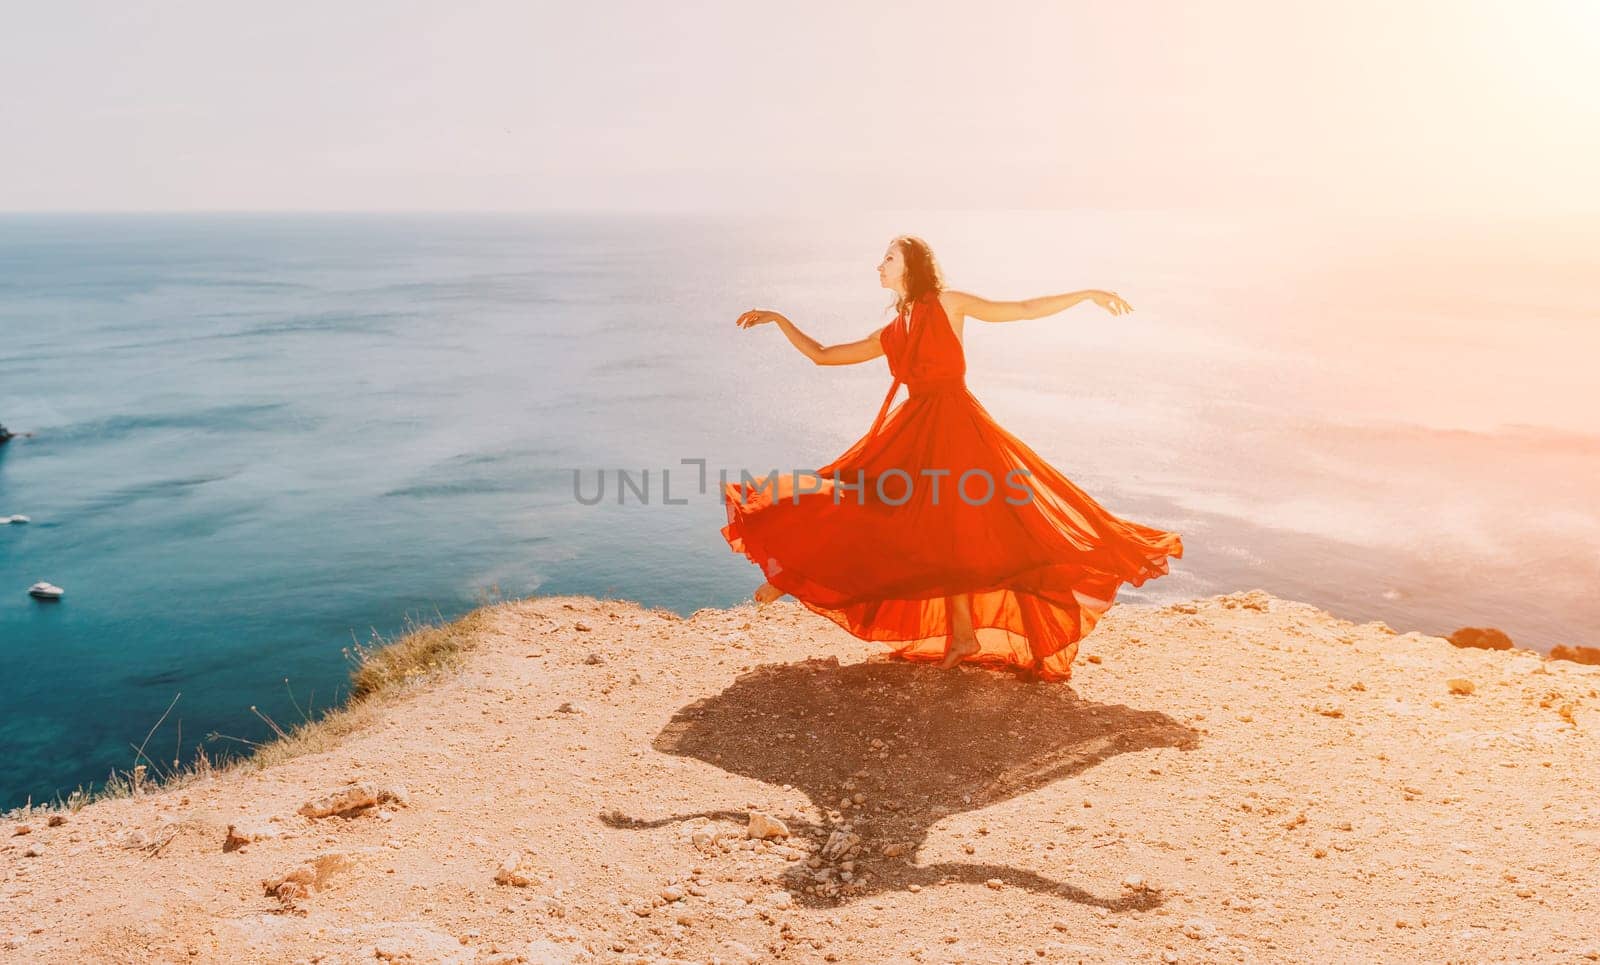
[723,235,1183,681]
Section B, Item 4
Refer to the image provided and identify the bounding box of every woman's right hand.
[736,309,786,329]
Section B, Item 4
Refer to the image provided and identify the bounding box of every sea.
[2,209,1597,811]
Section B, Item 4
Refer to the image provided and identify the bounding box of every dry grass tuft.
[346,608,494,700]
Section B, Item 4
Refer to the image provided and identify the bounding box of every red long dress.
[720,290,1184,680]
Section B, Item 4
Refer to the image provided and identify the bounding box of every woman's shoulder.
[932,289,964,314]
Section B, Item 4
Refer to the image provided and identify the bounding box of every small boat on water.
[2,515,31,525]
[28,582,64,600]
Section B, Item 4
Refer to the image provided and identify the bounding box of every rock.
[297,781,408,818]
[46,815,65,827]
[985,878,1003,890]
[574,622,592,632]
[881,843,907,858]
[746,811,790,840]
[114,828,153,850]
[554,701,586,715]
[583,653,604,664]
[660,885,684,902]
[766,890,794,909]
[1549,645,1600,666]
[223,822,283,852]
[262,852,355,905]
[1181,917,1217,940]
[1447,678,1476,696]
[821,830,860,861]
[495,853,538,887]
[1448,627,1514,651]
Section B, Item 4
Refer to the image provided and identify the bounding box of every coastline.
[4,589,1599,962]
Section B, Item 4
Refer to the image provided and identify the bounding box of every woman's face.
[877,243,906,293]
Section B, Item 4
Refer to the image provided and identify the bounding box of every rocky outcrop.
[1550,644,1600,666]
[1448,626,1515,650]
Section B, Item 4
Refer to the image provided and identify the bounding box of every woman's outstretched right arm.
[736,309,886,366]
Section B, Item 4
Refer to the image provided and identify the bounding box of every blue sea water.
[2,210,1597,811]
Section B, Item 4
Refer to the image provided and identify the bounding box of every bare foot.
[938,634,980,670]
[753,581,784,606]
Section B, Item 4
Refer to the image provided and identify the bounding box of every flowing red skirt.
[721,382,1183,681]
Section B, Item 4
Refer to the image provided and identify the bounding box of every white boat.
[28,582,64,600]
[2,515,31,524]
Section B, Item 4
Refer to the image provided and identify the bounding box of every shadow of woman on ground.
[602,654,1199,908]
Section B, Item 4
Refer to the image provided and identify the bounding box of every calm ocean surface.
[2,210,1597,811]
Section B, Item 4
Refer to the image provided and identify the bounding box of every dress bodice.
[881,291,967,387]
[866,292,968,437]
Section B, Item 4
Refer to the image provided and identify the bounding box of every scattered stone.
[223,822,283,852]
[554,701,586,715]
[821,830,860,861]
[574,622,593,632]
[262,852,355,905]
[495,853,538,887]
[1447,678,1476,696]
[1180,918,1217,940]
[583,653,604,665]
[114,828,150,850]
[985,878,1003,890]
[746,811,790,840]
[881,843,907,858]
[297,782,408,819]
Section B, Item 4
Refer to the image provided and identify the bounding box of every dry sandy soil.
[4,589,1599,964]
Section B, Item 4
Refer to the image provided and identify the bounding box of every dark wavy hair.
[888,235,945,317]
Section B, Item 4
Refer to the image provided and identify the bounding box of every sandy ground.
[3,589,1599,964]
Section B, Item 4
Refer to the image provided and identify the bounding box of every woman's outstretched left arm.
[942,288,1132,323]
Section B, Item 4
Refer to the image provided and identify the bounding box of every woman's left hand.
[736,309,786,329]
[1088,290,1133,316]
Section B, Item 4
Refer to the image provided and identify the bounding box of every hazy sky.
[3,1,1597,213]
